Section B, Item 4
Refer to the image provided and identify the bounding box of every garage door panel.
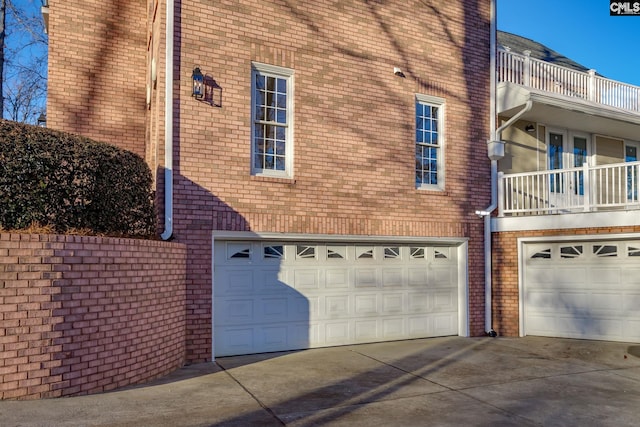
[216,327,254,355]
[430,266,456,286]
[590,293,623,312]
[215,242,460,356]
[408,316,431,335]
[408,268,428,286]
[526,267,555,285]
[259,269,286,292]
[325,295,350,318]
[623,269,640,284]
[624,320,640,340]
[262,326,288,348]
[293,269,319,289]
[524,239,640,343]
[554,268,587,286]
[408,292,430,312]
[382,294,404,313]
[325,321,350,343]
[382,269,404,287]
[220,270,254,294]
[525,289,556,310]
[557,292,589,311]
[383,318,404,337]
[591,268,622,286]
[434,314,456,334]
[434,291,456,310]
[355,320,378,341]
[326,269,349,289]
[623,293,640,310]
[355,269,378,288]
[215,298,254,325]
[354,294,378,315]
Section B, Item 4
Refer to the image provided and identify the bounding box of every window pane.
[266,76,276,93]
[265,155,274,169]
[254,154,263,169]
[252,64,292,176]
[415,100,441,186]
[256,75,265,90]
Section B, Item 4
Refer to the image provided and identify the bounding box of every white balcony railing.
[498,49,640,113]
[498,161,640,216]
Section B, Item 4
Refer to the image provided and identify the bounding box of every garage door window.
[384,247,400,259]
[327,246,346,259]
[531,248,551,259]
[296,245,316,259]
[263,245,284,259]
[410,247,425,259]
[356,247,374,259]
[228,243,251,259]
[435,249,449,259]
[594,245,617,257]
[560,245,582,258]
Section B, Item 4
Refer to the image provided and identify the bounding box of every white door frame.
[211,231,470,360]
[517,232,640,337]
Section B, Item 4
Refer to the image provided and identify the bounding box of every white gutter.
[478,1,533,335]
[161,0,174,240]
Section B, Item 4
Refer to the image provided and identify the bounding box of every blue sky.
[497,0,640,87]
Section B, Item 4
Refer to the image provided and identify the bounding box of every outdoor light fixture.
[525,124,535,132]
[37,113,46,127]
[191,67,204,99]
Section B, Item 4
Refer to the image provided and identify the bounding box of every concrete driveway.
[2,336,640,426]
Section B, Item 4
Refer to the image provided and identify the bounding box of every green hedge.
[0,120,155,237]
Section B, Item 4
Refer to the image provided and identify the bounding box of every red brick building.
[46,0,493,362]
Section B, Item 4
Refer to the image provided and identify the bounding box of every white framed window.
[251,62,294,178]
[415,94,445,190]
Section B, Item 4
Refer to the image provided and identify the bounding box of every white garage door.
[523,240,640,342]
[213,241,460,356]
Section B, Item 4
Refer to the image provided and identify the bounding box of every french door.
[548,129,590,207]
[626,141,640,202]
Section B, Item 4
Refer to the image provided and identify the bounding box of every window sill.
[416,187,449,196]
[250,175,296,185]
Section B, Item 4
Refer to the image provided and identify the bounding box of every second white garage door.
[523,239,640,342]
[214,241,462,356]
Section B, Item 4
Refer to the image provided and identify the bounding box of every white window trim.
[251,62,295,178]
[415,94,445,191]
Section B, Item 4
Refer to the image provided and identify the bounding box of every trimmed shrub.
[0,120,155,237]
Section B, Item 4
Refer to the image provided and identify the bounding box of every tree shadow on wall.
[156,169,311,363]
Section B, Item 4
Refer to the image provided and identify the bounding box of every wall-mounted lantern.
[192,67,204,99]
[37,113,47,127]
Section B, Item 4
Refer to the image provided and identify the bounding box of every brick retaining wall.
[0,233,187,399]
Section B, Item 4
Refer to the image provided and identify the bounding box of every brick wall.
[492,226,640,336]
[0,233,187,400]
[48,0,492,361]
[46,0,147,156]
[165,0,492,360]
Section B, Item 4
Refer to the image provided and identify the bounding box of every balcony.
[498,161,640,217]
[498,48,640,113]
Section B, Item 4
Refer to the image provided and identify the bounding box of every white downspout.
[161,0,174,240]
[478,0,532,335]
[478,0,499,336]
